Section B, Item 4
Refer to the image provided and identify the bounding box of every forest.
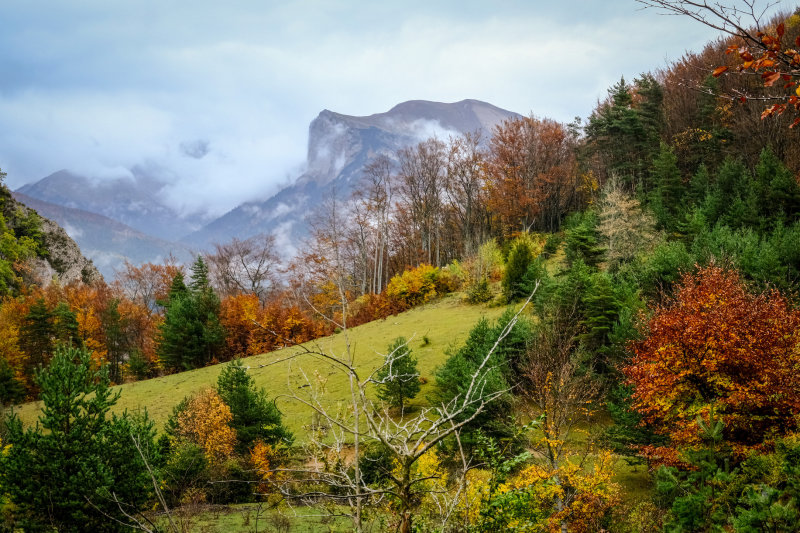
[1,2,800,532]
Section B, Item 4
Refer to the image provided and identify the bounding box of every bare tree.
[398,138,447,267]
[361,155,394,294]
[258,284,540,533]
[207,235,280,303]
[444,132,490,257]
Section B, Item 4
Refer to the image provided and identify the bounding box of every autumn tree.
[597,176,658,270]
[397,138,447,266]
[175,388,237,465]
[638,1,800,126]
[444,132,490,256]
[624,265,800,454]
[116,257,183,315]
[486,116,579,235]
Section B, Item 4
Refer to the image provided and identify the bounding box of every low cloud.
[0,0,748,218]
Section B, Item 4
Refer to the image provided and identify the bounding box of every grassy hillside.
[12,294,507,439]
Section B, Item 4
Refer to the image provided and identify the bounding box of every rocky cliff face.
[2,187,102,286]
[183,99,520,251]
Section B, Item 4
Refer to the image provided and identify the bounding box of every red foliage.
[624,265,800,453]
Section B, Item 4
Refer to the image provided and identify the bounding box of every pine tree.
[376,337,421,411]
[216,359,293,453]
[1,345,157,531]
[650,143,685,232]
[157,262,225,371]
[52,301,80,347]
[19,298,53,370]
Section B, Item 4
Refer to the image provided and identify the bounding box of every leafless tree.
[207,235,280,303]
[444,132,490,257]
[517,298,599,533]
[256,284,540,533]
[398,138,447,267]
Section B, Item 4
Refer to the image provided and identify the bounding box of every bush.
[466,277,494,304]
[386,264,454,309]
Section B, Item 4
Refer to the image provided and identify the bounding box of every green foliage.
[602,384,666,464]
[0,345,157,532]
[466,276,493,304]
[434,309,530,446]
[584,76,663,190]
[0,357,24,406]
[375,336,420,411]
[502,239,534,301]
[650,142,686,232]
[564,210,603,267]
[19,298,54,371]
[158,259,226,371]
[216,358,293,453]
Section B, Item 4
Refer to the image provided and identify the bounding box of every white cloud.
[0,0,767,216]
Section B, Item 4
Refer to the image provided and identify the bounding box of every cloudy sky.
[0,1,764,216]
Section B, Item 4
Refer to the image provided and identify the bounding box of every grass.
[12,293,508,440]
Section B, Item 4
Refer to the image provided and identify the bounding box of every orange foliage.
[219,292,325,358]
[249,440,276,494]
[624,265,800,453]
[485,116,579,235]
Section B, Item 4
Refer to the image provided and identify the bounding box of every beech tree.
[624,265,800,454]
[637,1,800,126]
[486,116,579,235]
[207,235,280,303]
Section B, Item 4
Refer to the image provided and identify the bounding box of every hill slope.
[14,295,507,438]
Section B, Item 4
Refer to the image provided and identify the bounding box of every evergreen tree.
[19,298,53,370]
[1,345,157,532]
[375,337,421,411]
[687,164,710,206]
[564,211,603,268]
[580,273,620,353]
[52,300,80,347]
[102,298,128,384]
[502,240,534,301]
[434,311,530,446]
[0,357,25,405]
[157,262,225,371]
[758,147,800,223]
[216,359,293,453]
[650,142,685,232]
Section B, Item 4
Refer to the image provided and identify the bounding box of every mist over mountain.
[182,99,519,252]
[15,99,519,271]
[12,192,195,279]
[17,169,211,242]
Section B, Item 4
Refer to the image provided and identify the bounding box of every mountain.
[16,169,209,242]
[1,186,101,286]
[183,99,520,251]
[12,192,196,279]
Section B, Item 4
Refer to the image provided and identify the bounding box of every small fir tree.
[375,337,420,411]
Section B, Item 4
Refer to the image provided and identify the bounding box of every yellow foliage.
[176,388,236,464]
[250,440,276,494]
[496,451,620,533]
